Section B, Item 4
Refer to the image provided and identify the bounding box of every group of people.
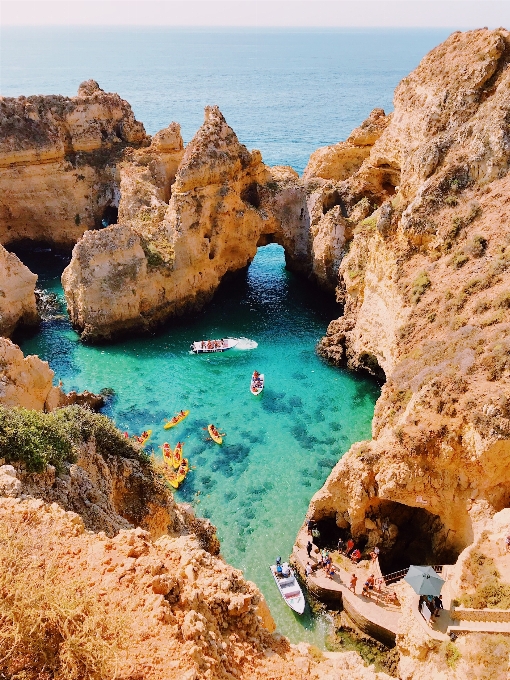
[305,549,336,580]
[420,594,443,619]
[201,339,227,350]
[252,371,263,388]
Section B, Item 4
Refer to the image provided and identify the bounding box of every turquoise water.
[0,27,452,172]
[2,25,447,642]
[18,244,379,643]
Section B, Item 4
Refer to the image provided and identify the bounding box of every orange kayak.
[173,442,183,469]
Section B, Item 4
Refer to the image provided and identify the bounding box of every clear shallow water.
[2,25,447,642]
[18,244,379,643]
[0,27,452,172]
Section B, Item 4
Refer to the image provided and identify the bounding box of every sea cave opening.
[100,204,119,228]
[312,500,461,576]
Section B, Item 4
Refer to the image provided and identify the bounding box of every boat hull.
[191,338,239,353]
[270,565,305,614]
[164,410,189,429]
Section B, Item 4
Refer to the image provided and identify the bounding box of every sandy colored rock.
[0,243,39,336]
[0,82,148,247]
[0,337,63,410]
[310,29,510,581]
[0,493,391,680]
[303,109,389,181]
[62,106,315,340]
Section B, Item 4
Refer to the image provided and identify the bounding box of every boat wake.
[233,338,258,350]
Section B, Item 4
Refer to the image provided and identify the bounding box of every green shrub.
[74,214,81,226]
[451,252,469,269]
[0,406,146,473]
[467,235,487,258]
[445,641,461,668]
[411,271,431,303]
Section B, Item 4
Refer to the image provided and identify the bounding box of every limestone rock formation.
[0,243,39,336]
[307,28,510,579]
[62,106,311,340]
[0,490,391,680]
[0,337,63,410]
[303,109,389,182]
[0,81,148,248]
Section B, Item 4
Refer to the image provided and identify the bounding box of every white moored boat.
[191,338,239,353]
[270,561,305,614]
[250,371,264,395]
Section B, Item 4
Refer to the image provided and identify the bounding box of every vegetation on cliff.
[0,405,147,472]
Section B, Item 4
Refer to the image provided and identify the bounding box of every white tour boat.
[191,338,239,354]
[270,560,305,614]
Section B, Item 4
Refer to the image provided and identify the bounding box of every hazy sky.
[1,0,509,27]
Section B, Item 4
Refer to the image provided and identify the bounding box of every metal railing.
[381,564,445,585]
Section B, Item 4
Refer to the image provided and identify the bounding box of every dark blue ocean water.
[0,27,451,172]
[2,27,451,643]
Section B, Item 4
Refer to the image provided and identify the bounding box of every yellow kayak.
[164,410,189,430]
[208,424,223,445]
[164,468,180,489]
[162,442,173,467]
[136,429,152,446]
[173,442,183,469]
[176,458,189,483]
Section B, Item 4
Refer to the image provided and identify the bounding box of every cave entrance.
[372,500,460,575]
[101,205,118,228]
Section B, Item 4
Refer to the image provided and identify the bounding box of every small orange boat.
[173,442,183,469]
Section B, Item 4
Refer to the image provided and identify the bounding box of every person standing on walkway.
[306,540,313,558]
[305,562,313,577]
[349,573,358,593]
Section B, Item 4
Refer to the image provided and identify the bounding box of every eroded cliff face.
[0,337,63,410]
[308,28,510,577]
[0,467,390,680]
[62,107,312,340]
[0,79,147,248]
[0,244,39,336]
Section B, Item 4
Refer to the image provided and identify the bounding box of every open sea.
[1,26,451,644]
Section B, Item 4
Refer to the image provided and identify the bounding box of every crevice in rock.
[241,182,260,209]
[323,190,348,216]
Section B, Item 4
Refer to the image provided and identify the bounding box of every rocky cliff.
[62,106,312,340]
[307,26,510,587]
[0,79,147,248]
[0,337,63,410]
[0,244,39,336]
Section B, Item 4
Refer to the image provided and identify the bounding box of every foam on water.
[17,244,380,645]
[232,338,258,350]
